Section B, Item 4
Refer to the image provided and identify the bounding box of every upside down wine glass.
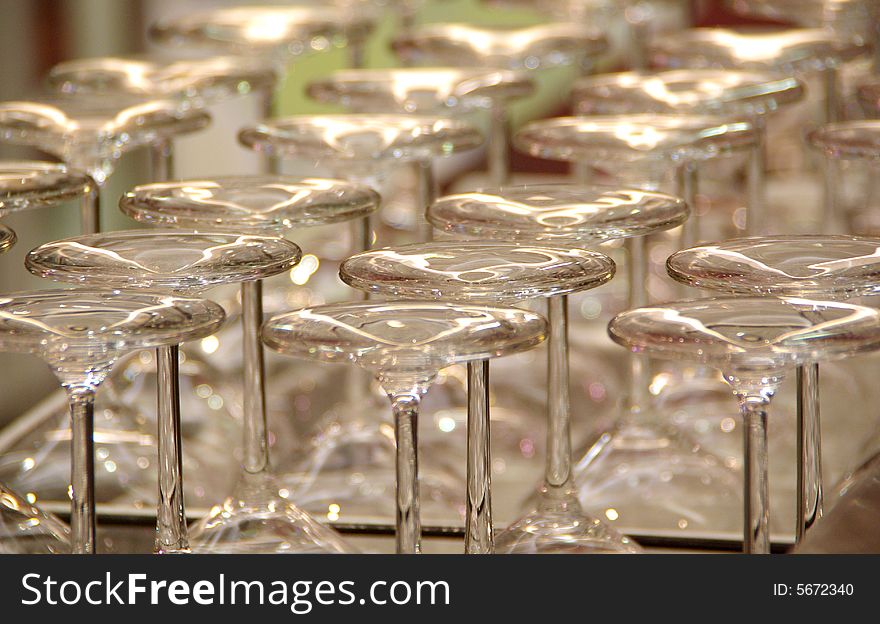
[0,161,96,232]
[262,301,549,553]
[609,296,880,553]
[0,290,224,553]
[340,241,618,553]
[667,235,880,544]
[428,184,690,552]
[26,231,304,554]
[119,178,379,552]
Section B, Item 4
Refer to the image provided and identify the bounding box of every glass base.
[0,482,69,554]
[495,486,641,554]
[189,473,356,554]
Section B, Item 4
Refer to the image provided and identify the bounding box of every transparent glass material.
[239,114,483,163]
[514,114,756,165]
[0,161,94,215]
[340,242,615,303]
[262,301,548,553]
[0,223,15,253]
[119,176,379,234]
[0,95,210,186]
[307,68,534,114]
[573,69,804,116]
[725,0,875,39]
[27,231,301,293]
[808,121,880,160]
[149,4,377,63]
[0,290,225,554]
[118,179,369,553]
[47,55,277,108]
[0,482,70,554]
[649,27,868,73]
[667,235,880,298]
[391,23,608,70]
[609,296,880,553]
[428,184,688,241]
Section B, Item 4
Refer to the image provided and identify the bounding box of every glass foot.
[0,482,69,554]
[189,474,357,554]
[495,486,641,554]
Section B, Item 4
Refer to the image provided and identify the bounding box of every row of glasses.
[512,116,756,533]
[609,295,880,553]
[667,235,880,543]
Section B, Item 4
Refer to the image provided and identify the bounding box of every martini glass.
[340,241,619,553]
[0,94,210,232]
[667,234,880,544]
[808,120,880,234]
[262,301,548,553]
[609,296,880,553]
[0,161,96,228]
[239,114,482,244]
[119,179,377,552]
[0,290,224,554]
[307,68,534,187]
[390,23,607,186]
[572,69,805,236]
[26,231,304,554]
[47,55,277,181]
[428,184,688,551]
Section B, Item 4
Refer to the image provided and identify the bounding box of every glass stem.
[822,155,846,234]
[675,161,699,250]
[391,393,421,554]
[545,295,572,490]
[261,87,281,176]
[796,363,823,544]
[241,279,269,475]
[155,345,189,554]
[488,102,510,187]
[625,236,650,417]
[746,115,767,237]
[822,66,841,124]
[416,160,436,242]
[80,184,100,235]
[349,40,366,69]
[150,139,174,182]
[737,393,771,554]
[465,360,493,554]
[67,386,97,554]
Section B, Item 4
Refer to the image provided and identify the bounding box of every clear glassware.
[429,183,689,552]
[667,234,880,544]
[609,295,880,553]
[808,120,880,234]
[25,230,303,553]
[725,0,878,67]
[511,120,759,536]
[0,94,210,229]
[150,4,379,76]
[239,114,482,244]
[340,241,617,553]
[119,178,380,553]
[0,161,96,225]
[649,28,869,124]
[0,289,224,554]
[262,301,549,553]
[390,23,606,185]
[572,69,805,236]
[46,55,278,180]
[0,225,69,554]
[307,68,534,187]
